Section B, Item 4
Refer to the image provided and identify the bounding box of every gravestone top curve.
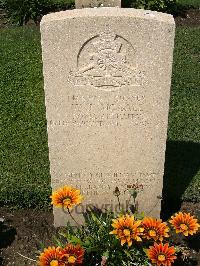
[41,8,174,25]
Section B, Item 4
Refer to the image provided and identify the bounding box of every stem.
[117,195,121,211]
[66,207,80,227]
[17,252,37,262]
[125,194,132,212]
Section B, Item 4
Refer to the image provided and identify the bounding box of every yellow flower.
[169,212,199,236]
[38,246,65,266]
[147,242,176,266]
[110,214,144,246]
[50,186,83,209]
[142,217,170,242]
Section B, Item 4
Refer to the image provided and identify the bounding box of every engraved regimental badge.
[68,29,145,91]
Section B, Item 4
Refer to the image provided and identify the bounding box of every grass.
[163,27,200,214]
[0,25,199,211]
[0,27,51,209]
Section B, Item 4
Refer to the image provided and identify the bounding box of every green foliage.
[57,211,151,266]
[1,0,200,26]
[122,0,200,11]
[123,0,178,13]
[0,0,5,8]
[1,0,74,25]
[177,0,200,8]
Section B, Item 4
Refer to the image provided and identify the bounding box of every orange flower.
[50,186,83,209]
[147,243,177,266]
[110,214,144,246]
[169,212,199,236]
[38,246,65,266]
[62,244,84,265]
[142,217,169,242]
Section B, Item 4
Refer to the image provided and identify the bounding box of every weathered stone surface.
[41,8,175,226]
[75,0,121,8]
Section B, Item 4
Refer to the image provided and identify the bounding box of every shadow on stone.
[161,140,200,220]
[84,206,103,220]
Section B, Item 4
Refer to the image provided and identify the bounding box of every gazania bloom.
[142,217,170,241]
[147,243,177,266]
[62,244,84,265]
[51,186,83,209]
[169,212,199,236]
[110,214,144,246]
[38,246,65,266]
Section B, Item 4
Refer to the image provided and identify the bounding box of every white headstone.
[41,8,175,226]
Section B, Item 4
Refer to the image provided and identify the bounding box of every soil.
[0,202,200,266]
[175,9,200,27]
[0,208,57,266]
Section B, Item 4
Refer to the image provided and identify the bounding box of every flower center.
[180,223,188,231]
[63,197,72,204]
[50,260,59,266]
[158,254,166,262]
[68,255,76,263]
[149,229,157,237]
[123,229,131,236]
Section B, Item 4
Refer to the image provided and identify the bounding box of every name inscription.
[49,94,148,127]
